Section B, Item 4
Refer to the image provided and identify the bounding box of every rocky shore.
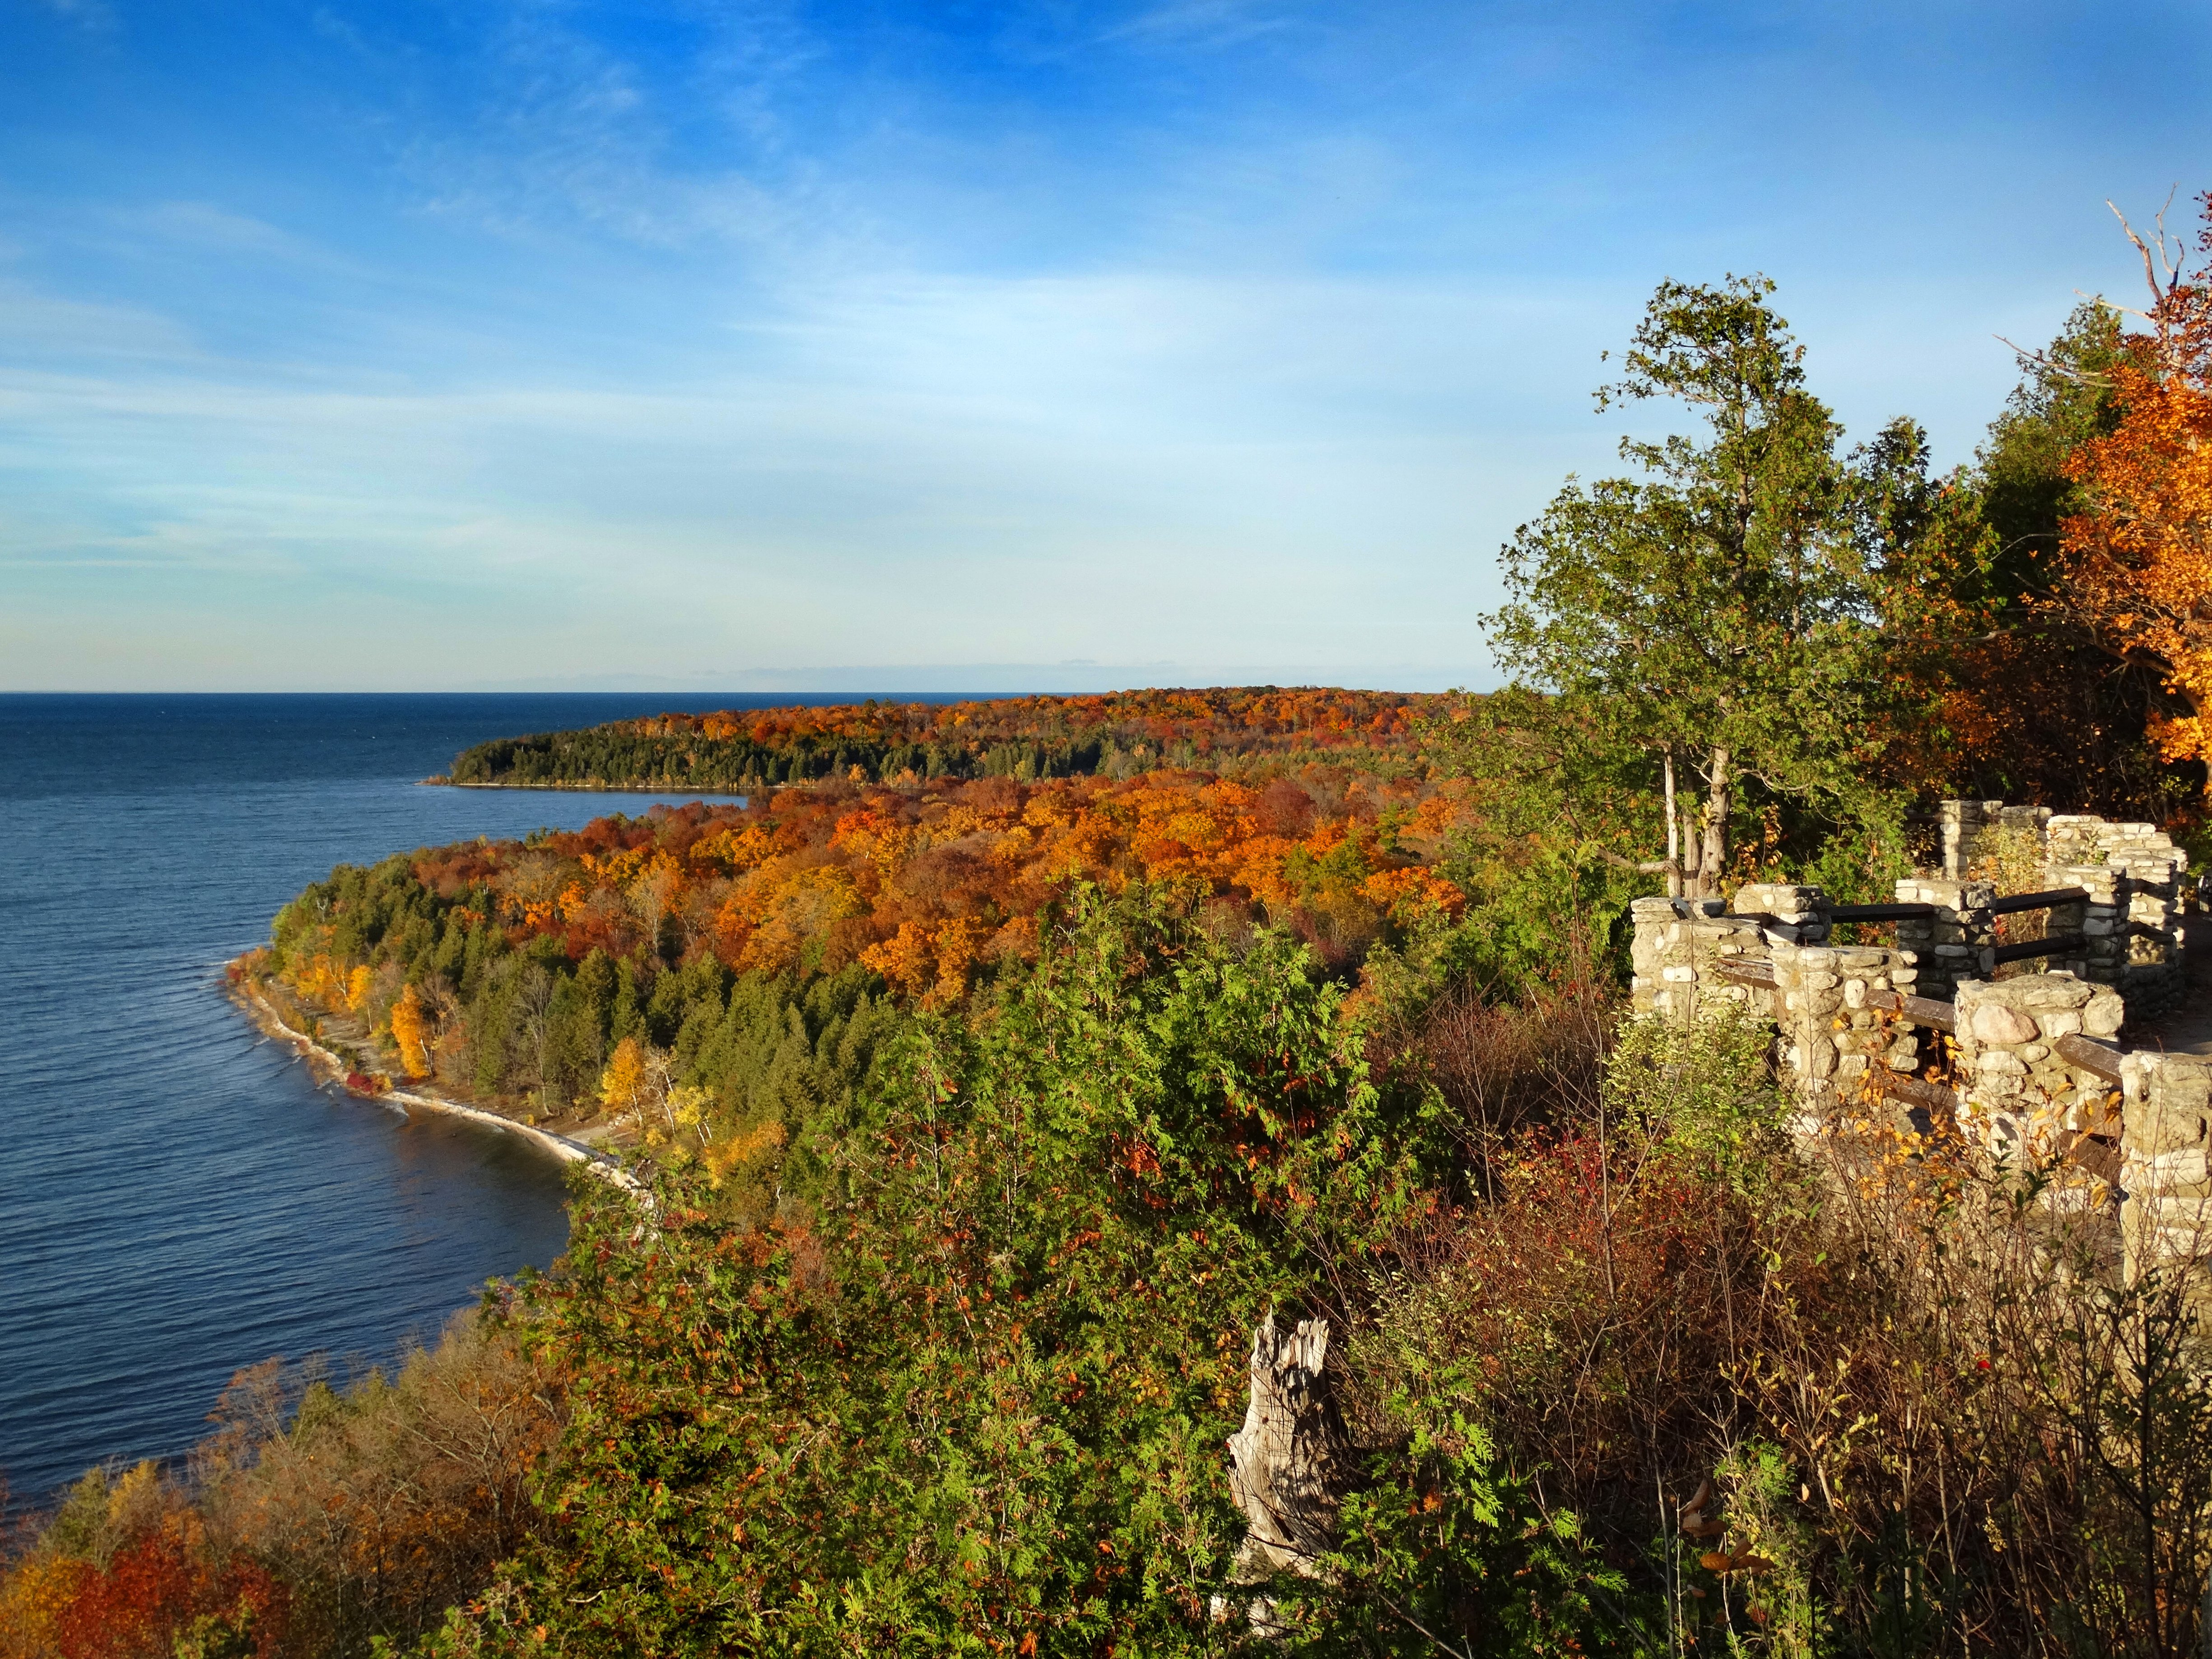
[228,969,647,1202]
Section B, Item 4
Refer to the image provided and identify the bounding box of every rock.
[1972,1004,2040,1045]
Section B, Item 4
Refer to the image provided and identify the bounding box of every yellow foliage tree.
[598,1036,648,1118]
[860,920,936,998]
[701,1118,785,1189]
[0,1552,88,1659]
[388,983,432,1079]
[928,918,992,1008]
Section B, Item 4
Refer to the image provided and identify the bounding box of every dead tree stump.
[1220,1316,1350,1629]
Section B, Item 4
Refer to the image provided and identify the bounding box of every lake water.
[0,692,915,1507]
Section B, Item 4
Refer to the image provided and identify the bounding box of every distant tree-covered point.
[439,685,1448,790]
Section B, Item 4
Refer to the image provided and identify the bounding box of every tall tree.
[2057,196,2212,788]
[1462,277,1904,897]
[1893,300,2180,816]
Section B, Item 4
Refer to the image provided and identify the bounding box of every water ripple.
[0,691,805,1506]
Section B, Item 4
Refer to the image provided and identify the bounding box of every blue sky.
[1,1,2204,692]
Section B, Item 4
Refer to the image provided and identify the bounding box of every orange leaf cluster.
[410,768,1475,994]
[633,685,1434,754]
[2061,198,2212,772]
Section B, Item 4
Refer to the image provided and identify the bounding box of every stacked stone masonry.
[1937,798,2189,1017]
[2118,1052,2212,1304]
[1626,798,2204,1292]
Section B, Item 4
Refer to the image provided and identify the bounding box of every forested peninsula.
[436,686,1442,791]
[14,246,2212,1659]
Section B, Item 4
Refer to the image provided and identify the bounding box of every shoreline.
[422,777,752,795]
[229,974,648,1202]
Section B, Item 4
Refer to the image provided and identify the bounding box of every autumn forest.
[13,203,2212,1659]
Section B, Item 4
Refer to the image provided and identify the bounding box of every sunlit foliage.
[445,686,1445,791]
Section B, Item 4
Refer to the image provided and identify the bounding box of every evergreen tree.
[1455,276,1911,895]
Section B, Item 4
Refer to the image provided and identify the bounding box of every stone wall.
[1627,887,1923,1123]
[1945,975,2206,1298]
[1934,802,2190,1018]
[1623,795,2204,1291]
[1767,940,1923,1119]
[1626,897,1774,1021]
[2117,1050,2212,1299]
[1891,877,1996,1003]
[1939,799,2049,879]
[1629,802,2188,1021]
[1950,975,2124,1150]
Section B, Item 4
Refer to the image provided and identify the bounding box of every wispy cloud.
[33,0,112,33]
[0,0,2198,688]
[1101,0,1298,50]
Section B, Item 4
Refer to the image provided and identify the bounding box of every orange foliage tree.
[413,768,1471,993]
[2059,195,2212,775]
[257,764,1478,1118]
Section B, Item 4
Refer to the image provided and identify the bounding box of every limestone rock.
[1971,1003,2040,1045]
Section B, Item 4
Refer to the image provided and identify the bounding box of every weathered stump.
[1219,1317,1350,1632]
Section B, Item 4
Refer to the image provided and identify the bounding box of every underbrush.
[1282,1005,2212,1658]
[0,1317,560,1659]
[8,897,2208,1657]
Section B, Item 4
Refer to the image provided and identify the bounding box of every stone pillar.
[1952,975,2124,1157]
[1730,883,1831,945]
[2115,844,2188,1019]
[1894,878,1996,1002]
[2049,861,2123,990]
[1628,898,1771,1021]
[2118,1052,2212,1308]
[1938,799,2007,879]
[1769,942,1923,1120]
[2044,816,2191,1020]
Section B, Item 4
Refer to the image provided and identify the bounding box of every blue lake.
[0,692,920,1506]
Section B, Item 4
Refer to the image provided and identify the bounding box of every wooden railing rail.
[1711,959,1777,989]
[1991,932,2089,965]
[1984,885,2091,917]
[1862,988,1958,1033]
[1872,1070,1961,1114]
[2053,1032,2125,1084]
[1681,956,2130,1107]
[1826,903,1936,923]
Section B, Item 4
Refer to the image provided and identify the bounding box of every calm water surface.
[0,692,900,1505]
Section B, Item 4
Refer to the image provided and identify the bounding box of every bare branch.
[1589,848,1671,875]
[1996,329,2117,387]
[2110,192,2183,311]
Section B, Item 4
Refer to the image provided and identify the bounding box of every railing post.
[1953,974,2124,1157]
[2118,1050,2212,1315]
[2046,816,2191,1019]
[1730,883,1830,944]
[1628,897,1768,1021]
[1893,878,1995,1002]
[1938,798,2005,878]
[2049,860,2124,993]
[1769,941,1923,1127]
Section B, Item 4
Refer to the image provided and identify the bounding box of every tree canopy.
[1454,276,1915,895]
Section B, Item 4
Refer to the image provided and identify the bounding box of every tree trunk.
[1662,749,1683,898]
[1219,1318,1349,1632]
[1693,745,1731,898]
